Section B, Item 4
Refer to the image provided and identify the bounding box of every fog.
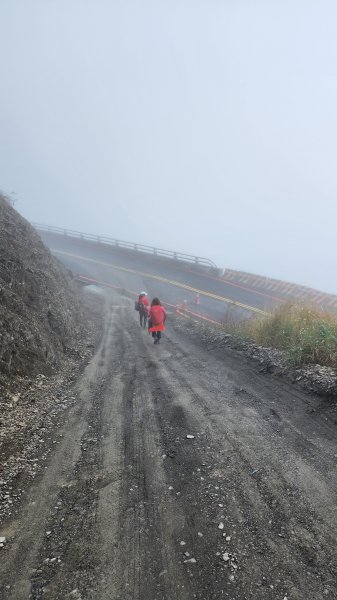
[1,1,337,293]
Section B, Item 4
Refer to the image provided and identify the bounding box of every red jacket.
[148,305,167,331]
[139,296,150,312]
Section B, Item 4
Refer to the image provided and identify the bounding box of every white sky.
[1,1,337,292]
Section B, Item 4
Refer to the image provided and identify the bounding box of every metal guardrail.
[33,223,217,269]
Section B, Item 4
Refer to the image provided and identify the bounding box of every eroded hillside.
[0,196,83,386]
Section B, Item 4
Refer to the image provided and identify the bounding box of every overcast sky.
[1,1,336,293]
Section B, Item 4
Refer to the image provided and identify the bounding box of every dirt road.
[1,291,337,599]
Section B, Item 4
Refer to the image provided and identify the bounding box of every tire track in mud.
[97,323,195,600]
[148,331,337,599]
[98,323,234,599]
[82,305,233,600]
[0,298,115,599]
[27,301,126,600]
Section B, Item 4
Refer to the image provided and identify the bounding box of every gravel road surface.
[1,291,336,599]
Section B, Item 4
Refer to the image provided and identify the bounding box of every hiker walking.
[148,297,167,344]
[137,292,150,328]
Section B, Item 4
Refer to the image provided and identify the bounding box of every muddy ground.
[1,290,337,599]
[174,315,337,398]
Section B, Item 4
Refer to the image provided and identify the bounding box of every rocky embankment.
[0,196,103,521]
[175,315,337,398]
[0,196,85,386]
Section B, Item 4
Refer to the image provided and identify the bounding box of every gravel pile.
[175,315,337,398]
[0,287,103,522]
[0,330,97,523]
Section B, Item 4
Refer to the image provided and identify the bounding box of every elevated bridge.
[34,224,275,322]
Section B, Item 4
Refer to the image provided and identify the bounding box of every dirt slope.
[0,196,83,385]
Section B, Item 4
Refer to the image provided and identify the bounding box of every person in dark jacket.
[148,297,167,344]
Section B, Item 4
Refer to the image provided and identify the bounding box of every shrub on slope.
[227,302,337,368]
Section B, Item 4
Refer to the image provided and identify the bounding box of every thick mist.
[1,1,336,292]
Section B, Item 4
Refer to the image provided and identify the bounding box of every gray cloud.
[1,1,336,292]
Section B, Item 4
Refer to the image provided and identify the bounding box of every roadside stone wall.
[223,269,337,311]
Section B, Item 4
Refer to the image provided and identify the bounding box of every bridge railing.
[33,223,217,269]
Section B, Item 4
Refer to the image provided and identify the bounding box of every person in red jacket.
[148,297,167,344]
[138,292,150,328]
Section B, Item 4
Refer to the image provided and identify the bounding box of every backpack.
[135,301,140,311]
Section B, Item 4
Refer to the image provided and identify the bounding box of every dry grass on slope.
[224,302,337,369]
